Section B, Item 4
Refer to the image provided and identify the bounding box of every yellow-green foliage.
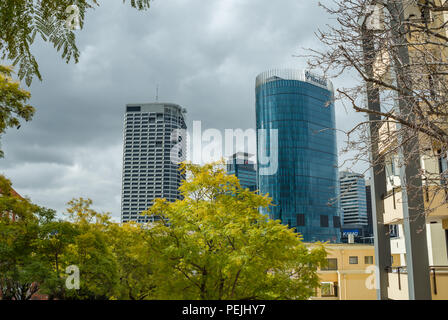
[0,163,327,300]
[144,162,327,300]
[0,65,34,157]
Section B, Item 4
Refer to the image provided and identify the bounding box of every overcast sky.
[0,0,366,221]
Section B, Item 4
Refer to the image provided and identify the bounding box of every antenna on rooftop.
[156,84,159,102]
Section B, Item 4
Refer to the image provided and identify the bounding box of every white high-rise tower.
[121,103,187,223]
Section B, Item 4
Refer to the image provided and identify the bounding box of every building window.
[321,258,338,271]
[320,282,337,297]
[389,225,399,238]
[320,215,329,228]
[127,106,141,112]
[349,256,358,264]
[364,256,374,264]
[296,214,305,226]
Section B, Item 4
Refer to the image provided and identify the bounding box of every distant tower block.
[226,152,257,191]
[121,103,187,223]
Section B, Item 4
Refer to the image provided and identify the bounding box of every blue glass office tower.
[226,152,257,191]
[256,69,340,243]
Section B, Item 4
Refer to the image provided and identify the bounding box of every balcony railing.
[386,266,448,299]
[386,266,407,291]
[430,266,448,296]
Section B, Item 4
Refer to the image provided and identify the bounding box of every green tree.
[0,66,34,158]
[36,217,78,299]
[108,222,156,300]
[145,162,327,300]
[1,163,329,300]
[62,198,119,299]
[0,175,53,300]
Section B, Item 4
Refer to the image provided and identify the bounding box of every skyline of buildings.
[118,69,382,246]
[4,0,448,302]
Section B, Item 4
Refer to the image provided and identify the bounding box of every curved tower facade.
[256,69,340,243]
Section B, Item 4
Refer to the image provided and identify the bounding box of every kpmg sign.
[342,229,360,237]
[304,71,328,88]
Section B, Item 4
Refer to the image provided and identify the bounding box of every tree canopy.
[0,163,328,300]
[144,162,327,300]
[0,65,34,158]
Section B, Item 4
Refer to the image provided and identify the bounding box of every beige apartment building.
[308,243,377,300]
[365,0,448,300]
[378,120,448,300]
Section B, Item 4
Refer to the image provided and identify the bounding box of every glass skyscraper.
[256,69,340,243]
[226,152,257,191]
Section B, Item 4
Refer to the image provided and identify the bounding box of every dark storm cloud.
[0,0,365,220]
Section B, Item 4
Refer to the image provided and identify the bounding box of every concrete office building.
[121,103,187,223]
[339,171,370,243]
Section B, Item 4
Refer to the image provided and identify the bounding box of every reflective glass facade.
[226,153,257,191]
[256,69,340,243]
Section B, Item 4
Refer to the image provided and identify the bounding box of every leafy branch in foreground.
[0,65,34,157]
[0,0,152,86]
